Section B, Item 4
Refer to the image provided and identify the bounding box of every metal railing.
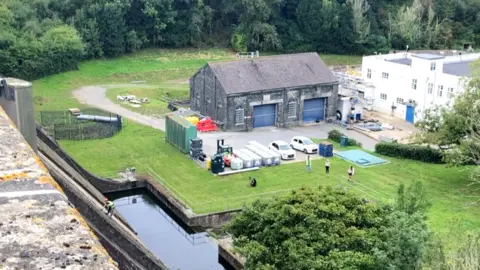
[114,194,207,245]
[147,167,194,209]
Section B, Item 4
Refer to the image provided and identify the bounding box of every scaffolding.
[334,71,375,111]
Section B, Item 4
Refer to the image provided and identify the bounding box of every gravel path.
[73,85,165,130]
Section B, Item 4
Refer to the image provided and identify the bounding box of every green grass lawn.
[105,84,189,117]
[33,48,360,114]
[33,48,479,240]
[59,120,480,236]
[471,60,480,77]
[33,48,234,112]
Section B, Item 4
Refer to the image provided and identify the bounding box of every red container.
[197,117,218,132]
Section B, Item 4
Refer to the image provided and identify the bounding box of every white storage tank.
[247,141,281,165]
[241,149,263,167]
[233,150,253,168]
[230,158,244,170]
[245,144,273,166]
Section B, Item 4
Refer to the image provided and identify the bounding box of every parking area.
[358,111,419,143]
[197,123,378,163]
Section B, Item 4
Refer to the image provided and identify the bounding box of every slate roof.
[443,61,474,77]
[208,53,338,95]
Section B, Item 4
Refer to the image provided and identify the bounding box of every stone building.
[189,52,339,131]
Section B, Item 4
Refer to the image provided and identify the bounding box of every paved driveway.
[198,123,378,160]
[73,85,165,130]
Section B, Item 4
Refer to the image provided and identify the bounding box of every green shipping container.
[165,113,197,153]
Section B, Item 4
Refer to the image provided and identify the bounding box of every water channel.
[107,189,232,270]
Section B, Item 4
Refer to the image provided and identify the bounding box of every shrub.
[328,129,362,147]
[328,129,343,142]
[347,138,360,147]
[375,142,444,163]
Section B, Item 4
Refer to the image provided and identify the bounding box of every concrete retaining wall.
[36,124,139,193]
[38,124,239,228]
[218,239,245,270]
[45,161,167,270]
[141,175,240,229]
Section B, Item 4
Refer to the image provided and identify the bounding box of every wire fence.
[39,108,122,140]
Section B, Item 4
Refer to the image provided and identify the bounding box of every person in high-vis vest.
[306,155,312,172]
[103,198,115,216]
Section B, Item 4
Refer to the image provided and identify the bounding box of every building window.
[235,108,244,125]
[437,85,443,97]
[288,102,296,118]
[447,87,454,98]
[382,72,389,79]
[427,83,433,94]
[206,97,211,103]
[380,93,387,100]
[430,62,436,71]
[396,97,404,104]
[217,101,223,108]
[367,69,372,79]
[412,79,417,90]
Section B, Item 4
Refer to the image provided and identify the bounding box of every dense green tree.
[227,184,430,270]
[74,8,103,58]
[1,0,479,79]
[93,0,130,57]
[141,0,176,46]
[41,25,85,73]
[226,0,282,50]
[415,78,480,148]
[415,78,480,184]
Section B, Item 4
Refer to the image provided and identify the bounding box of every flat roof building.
[360,51,480,123]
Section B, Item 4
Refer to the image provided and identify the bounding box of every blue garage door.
[253,104,276,128]
[303,98,325,122]
[406,105,415,123]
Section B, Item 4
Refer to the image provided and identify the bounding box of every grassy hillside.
[471,60,480,77]
[33,48,362,114]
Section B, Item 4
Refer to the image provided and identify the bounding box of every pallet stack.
[189,137,203,159]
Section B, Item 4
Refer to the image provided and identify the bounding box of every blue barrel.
[340,136,349,147]
[319,142,333,157]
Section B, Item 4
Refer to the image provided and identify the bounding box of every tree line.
[1,0,479,80]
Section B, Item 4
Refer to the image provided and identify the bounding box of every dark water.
[108,189,228,270]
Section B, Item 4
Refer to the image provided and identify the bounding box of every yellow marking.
[0,172,30,181]
[38,175,65,193]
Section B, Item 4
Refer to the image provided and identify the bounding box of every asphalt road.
[73,85,165,130]
[198,124,378,161]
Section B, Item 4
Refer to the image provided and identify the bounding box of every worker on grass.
[249,177,257,187]
[306,155,312,172]
[325,159,331,174]
[103,198,115,216]
[347,166,355,181]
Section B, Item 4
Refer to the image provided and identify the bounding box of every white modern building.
[359,51,480,123]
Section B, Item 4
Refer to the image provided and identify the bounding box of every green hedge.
[328,129,362,147]
[375,142,444,163]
